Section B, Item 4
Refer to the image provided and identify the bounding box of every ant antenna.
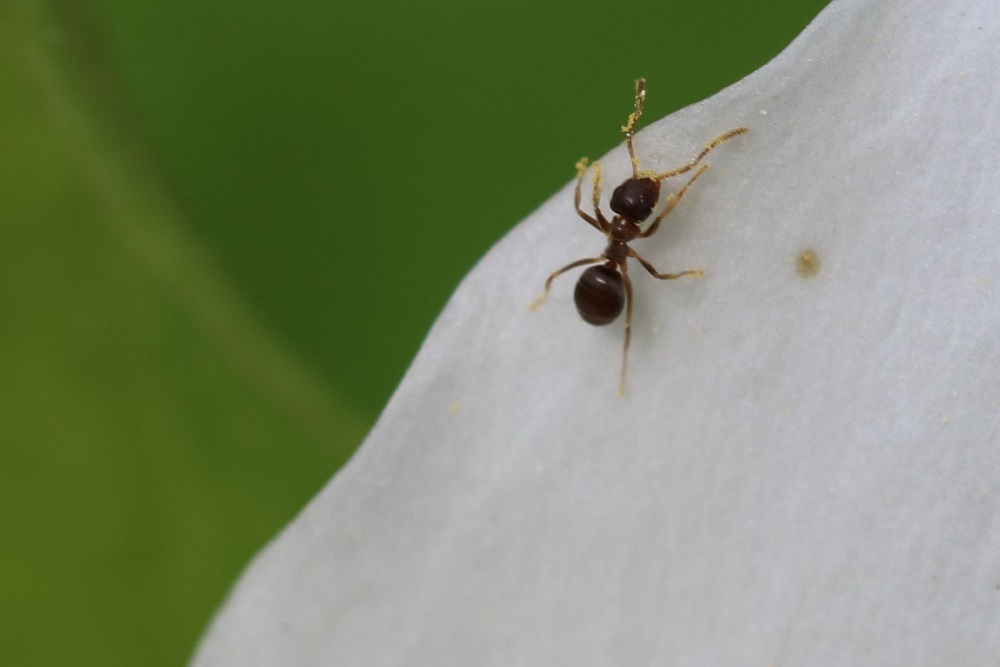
[652,126,749,182]
[622,79,647,178]
[623,78,748,184]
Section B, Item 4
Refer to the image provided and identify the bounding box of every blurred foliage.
[92,0,833,422]
[2,0,829,664]
[2,2,363,664]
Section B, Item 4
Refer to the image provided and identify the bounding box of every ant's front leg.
[639,164,709,239]
[574,158,608,233]
[589,161,607,229]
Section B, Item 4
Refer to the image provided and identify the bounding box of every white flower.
[193,0,1000,663]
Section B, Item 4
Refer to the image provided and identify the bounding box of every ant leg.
[618,263,634,396]
[589,161,611,229]
[639,163,710,238]
[652,126,748,181]
[529,256,605,311]
[629,249,704,281]
[622,79,647,178]
[574,159,608,233]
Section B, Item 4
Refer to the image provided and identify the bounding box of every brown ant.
[531,79,747,395]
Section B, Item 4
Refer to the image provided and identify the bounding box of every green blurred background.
[2,0,830,663]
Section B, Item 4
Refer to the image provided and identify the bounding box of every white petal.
[194,0,1000,663]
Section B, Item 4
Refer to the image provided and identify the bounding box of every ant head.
[610,176,661,222]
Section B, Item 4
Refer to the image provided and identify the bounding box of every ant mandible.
[531,79,747,395]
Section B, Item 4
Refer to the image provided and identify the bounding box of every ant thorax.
[605,220,639,253]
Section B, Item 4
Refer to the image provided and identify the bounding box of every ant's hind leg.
[618,264,634,397]
[529,256,605,311]
[630,249,704,281]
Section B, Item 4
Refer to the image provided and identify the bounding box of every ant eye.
[610,177,660,220]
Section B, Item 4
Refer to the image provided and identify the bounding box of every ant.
[531,79,747,395]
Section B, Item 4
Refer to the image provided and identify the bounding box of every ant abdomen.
[574,265,625,325]
[610,177,661,221]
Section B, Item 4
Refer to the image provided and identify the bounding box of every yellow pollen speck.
[796,248,821,278]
